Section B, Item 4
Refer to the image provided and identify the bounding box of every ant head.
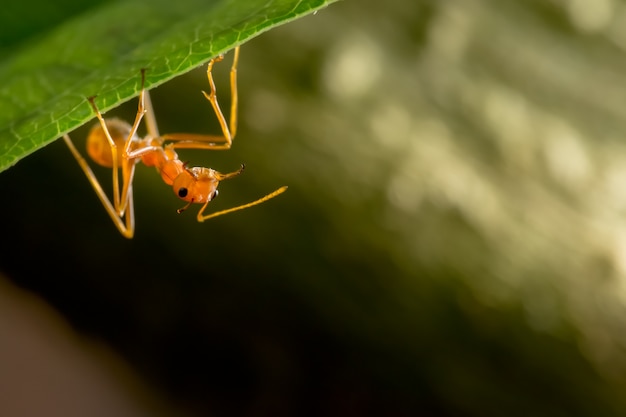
[172,167,219,205]
[172,164,245,206]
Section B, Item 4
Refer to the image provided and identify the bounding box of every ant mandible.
[63,46,287,238]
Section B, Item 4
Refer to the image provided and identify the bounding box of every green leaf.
[0,0,338,172]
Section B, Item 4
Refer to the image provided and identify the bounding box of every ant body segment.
[63,46,287,238]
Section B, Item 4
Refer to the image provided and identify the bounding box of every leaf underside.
[0,0,337,172]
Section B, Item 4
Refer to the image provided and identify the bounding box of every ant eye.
[210,190,219,200]
[178,187,188,198]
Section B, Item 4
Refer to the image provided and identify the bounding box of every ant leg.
[86,96,122,211]
[143,86,160,139]
[63,134,135,238]
[123,69,149,156]
[196,186,288,222]
[202,47,237,147]
[87,69,147,215]
[228,45,239,139]
[158,46,240,151]
[155,132,231,150]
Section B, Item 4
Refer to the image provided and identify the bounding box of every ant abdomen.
[86,118,134,168]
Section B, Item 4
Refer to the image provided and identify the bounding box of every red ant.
[63,46,287,238]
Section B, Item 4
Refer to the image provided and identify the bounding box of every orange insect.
[63,46,287,238]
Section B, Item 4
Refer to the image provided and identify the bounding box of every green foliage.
[0,0,336,172]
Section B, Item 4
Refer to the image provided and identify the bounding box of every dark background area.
[3,0,626,416]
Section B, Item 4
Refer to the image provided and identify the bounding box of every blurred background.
[3,0,626,415]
